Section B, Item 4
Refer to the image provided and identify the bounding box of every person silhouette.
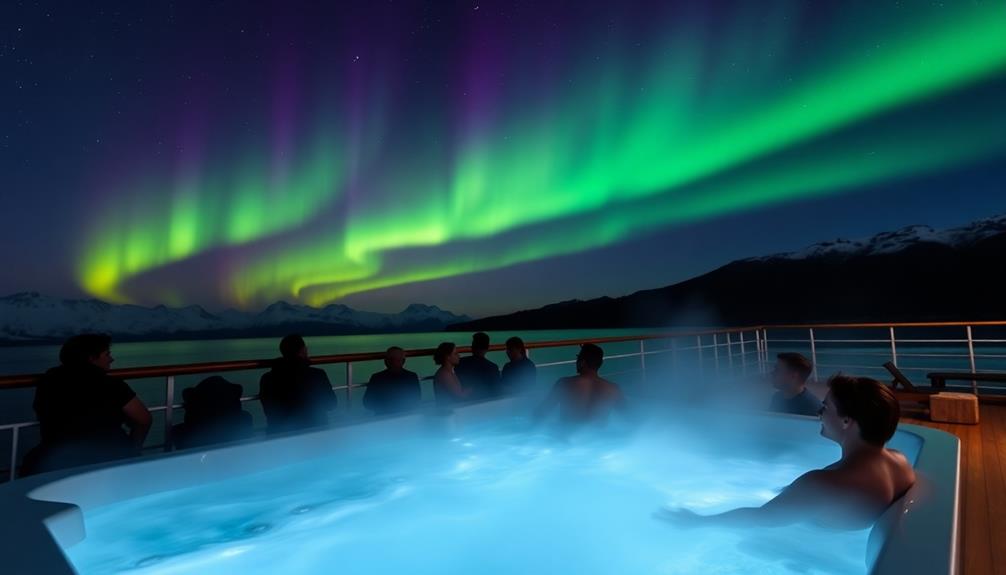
[501,336,537,392]
[657,375,916,529]
[258,334,338,434]
[363,346,422,415]
[455,332,501,399]
[433,342,470,406]
[24,334,152,475]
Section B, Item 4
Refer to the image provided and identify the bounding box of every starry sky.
[1,1,1005,318]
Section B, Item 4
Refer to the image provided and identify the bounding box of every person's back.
[456,355,501,399]
[260,356,337,433]
[455,332,500,399]
[535,344,625,428]
[34,363,136,451]
[25,334,150,475]
[813,447,915,518]
[554,374,624,425]
[501,337,537,393]
[172,376,254,449]
[364,368,421,415]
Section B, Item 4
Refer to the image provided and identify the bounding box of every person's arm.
[316,370,338,411]
[362,374,378,411]
[408,372,422,404]
[122,397,152,450]
[258,373,278,422]
[656,471,827,528]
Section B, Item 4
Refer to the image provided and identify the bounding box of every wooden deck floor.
[904,404,1006,575]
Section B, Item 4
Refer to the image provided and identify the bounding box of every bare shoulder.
[554,375,578,387]
[791,468,833,489]
[885,448,917,482]
[599,377,623,394]
[885,448,910,465]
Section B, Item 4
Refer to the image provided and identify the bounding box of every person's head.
[576,343,604,374]
[773,352,813,393]
[59,334,114,370]
[280,334,308,360]
[505,336,527,362]
[384,346,406,371]
[434,342,460,367]
[819,374,900,447]
[471,332,490,357]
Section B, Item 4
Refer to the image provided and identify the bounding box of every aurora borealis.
[3,1,1006,316]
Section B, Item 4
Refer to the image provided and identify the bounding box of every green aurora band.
[79,2,1006,308]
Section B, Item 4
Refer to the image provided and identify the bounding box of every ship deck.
[905,404,1006,575]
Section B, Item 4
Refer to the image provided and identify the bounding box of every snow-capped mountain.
[0,293,471,342]
[748,214,1006,261]
[453,213,1006,330]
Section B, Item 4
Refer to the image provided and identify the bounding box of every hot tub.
[0,399,959,575]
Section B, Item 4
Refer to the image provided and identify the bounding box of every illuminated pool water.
[62,412,879,575]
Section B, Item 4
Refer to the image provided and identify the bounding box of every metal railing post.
[9,426,19,482]
[163,376,175,451]
[889,327,898,368]
[966,325,978,394]
[755,330,763,374]
[726,332,734,371]
[809,328,819,381]
[639,340,646,383]
[762,328,770,368]
[345,362,353,410]
[712,333,720,375]
[739,331,747,377]
[696,335,704,376]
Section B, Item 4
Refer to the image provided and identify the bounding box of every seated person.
[501,336,537,392]
[455,332,501,399]
[658,375,916,529]
[23,334,152,475]
[769,352,821,416]
[363,346,422,415]
[433,342,470,406]
[172,376,254,450]
[534,343,626,427]
[259,334,338,434]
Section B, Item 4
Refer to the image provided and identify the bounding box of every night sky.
[2,1,1005,317]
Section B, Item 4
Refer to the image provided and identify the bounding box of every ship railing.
[2,320,1006,482]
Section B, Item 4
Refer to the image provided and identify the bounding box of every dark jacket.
[172,376,254,449]
[259,357,337,434]
[456,355,501,399]
[25,363,137,475]
[362,368,421,415]
[501,357,537,392]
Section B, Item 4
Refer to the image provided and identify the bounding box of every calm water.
[63,413,874,575]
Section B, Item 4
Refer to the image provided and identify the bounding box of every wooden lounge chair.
[882,362,939,404]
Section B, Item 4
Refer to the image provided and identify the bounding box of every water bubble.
[291,505,314,515]
[243,523,271,535]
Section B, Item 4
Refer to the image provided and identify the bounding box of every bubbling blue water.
[64,415,871,575]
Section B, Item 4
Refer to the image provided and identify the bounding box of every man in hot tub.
[657,375,916,529]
